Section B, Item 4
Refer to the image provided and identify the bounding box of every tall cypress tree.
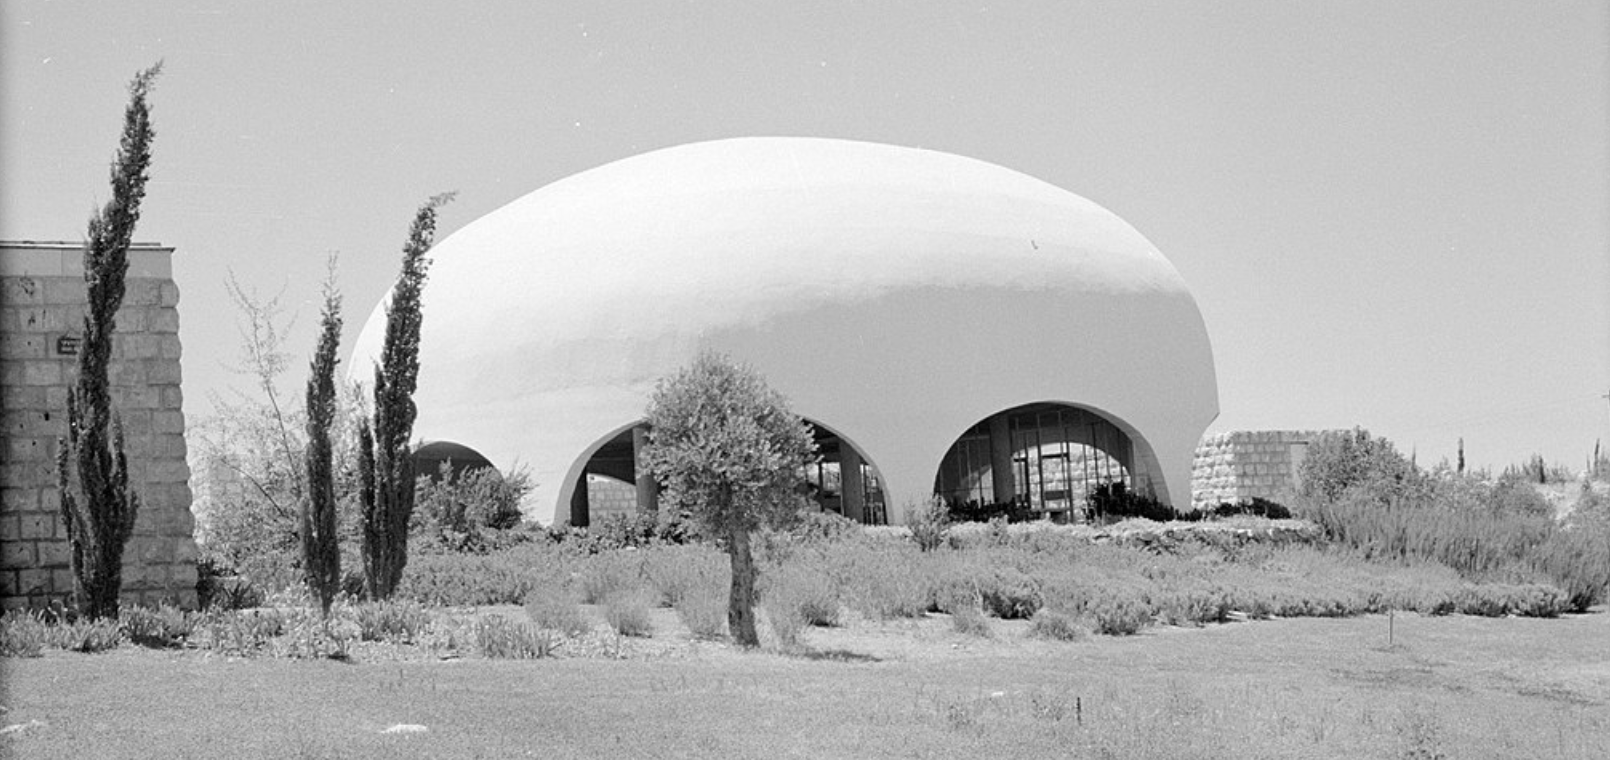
[301,267,343,616]
[58,63,162,619]
[361,193,452,599]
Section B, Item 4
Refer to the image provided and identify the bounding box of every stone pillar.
[1,241,197,610]
[569,472,590,527]
[988,414,1015,506]
[632,426,658,515]
[840,444,865,523]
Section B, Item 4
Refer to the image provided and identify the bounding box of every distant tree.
[56,63,161,620]
[1296,428,1418,504]
[301,262,343,616]
[642,352,818,647]
[360,193,453,599]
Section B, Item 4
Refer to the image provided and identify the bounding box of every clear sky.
[4,0,1607,475]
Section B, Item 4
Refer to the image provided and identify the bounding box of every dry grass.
[2,607,1605,759]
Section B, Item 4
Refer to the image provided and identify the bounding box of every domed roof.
[350,137,1217,524]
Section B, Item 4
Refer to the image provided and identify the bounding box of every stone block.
[0,570,14,596]
[122,333,161,359]
[124,280,161,306]
[21,361,62,386]
[2,488,37,511]
[150,308,180,333]
[0,515,18,541]
[160,386,184,408]
[152,408,185,434]
[0,334,46,359]
[2,277,44,304]
[15,568,49,595]
[2,385,45,411]
[35,539,69,567]
[51,569,74,595]
[149,460,191,484]
[147,361,183,384]
[159,282,180,307]
[158,334,182,359]
[108,361,148,386]
[111,385,160,409]
[42,277,85,305]
[6,436,49,462]
[2,541,35,568]
[18,512,56,540]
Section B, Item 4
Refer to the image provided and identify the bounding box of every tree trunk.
[726,525,759,647]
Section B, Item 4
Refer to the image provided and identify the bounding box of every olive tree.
[642,352,817,647]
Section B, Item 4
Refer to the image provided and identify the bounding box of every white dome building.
[351,137,1218,526]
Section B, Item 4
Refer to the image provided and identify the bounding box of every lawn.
[3,604,1606,759]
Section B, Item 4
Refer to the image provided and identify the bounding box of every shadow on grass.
[791,647,881,663]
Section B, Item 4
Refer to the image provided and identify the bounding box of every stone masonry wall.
[1,241,198,610]
[1191,430,1341,511]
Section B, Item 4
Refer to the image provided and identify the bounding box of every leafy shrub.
[54,617,124,653]
[949,604,993,638]
[1028,609,1088,641]
[603,591,654,637]
[398,544,556,606]
[1086,593,1150,636]
[1088,481,1176,523]
[674,587,729,640]
[525,586,590,636]
[0,611,49,657]
[1298,427,1420,503]
[198,608,286,655]
[474,614,556,658]
[577,551,647,604]
[906,497,950,552]
[351,599,432,643]
[762,563,841,627]
[763,596,806,649]
[1534,524,1610,612]
[644,544,727,608]
[121,604,198,648]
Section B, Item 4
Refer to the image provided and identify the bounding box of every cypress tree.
[57,63,162,619]
[301,268,343,616]
[361,193,453,599]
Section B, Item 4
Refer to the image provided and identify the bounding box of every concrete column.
[840,444,865,523]
[988,414,1015,506]
[632,426,658,515]
[569,472,590,527]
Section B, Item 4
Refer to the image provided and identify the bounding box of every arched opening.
[411,440,496,482]
[932,402,1163,523]
[559,418,888,527]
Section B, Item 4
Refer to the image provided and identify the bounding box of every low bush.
[54,617,124,653]
[949,605,993,638]
[1086,593,1151,636]
[121,604,198,648]
[906,497,950,552]
[1534,523,1610,612]
[762,562,841,627]
[763,596,806,649]
[525,586,590,636]
[351,599,432,643]
[1028,609,1088,641]
[577,551,648,605]
[675,587,729,640]
[0,611,49,657]
[474,614,556,659]
[644,544,727,608]
[603,591,655,637]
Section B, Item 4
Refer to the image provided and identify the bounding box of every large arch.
[558,416,888,527]
[933,402,1170,522]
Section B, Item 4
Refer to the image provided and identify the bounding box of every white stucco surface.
[350,137,1218,525]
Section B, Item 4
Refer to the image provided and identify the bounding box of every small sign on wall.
[55,335,81,356]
